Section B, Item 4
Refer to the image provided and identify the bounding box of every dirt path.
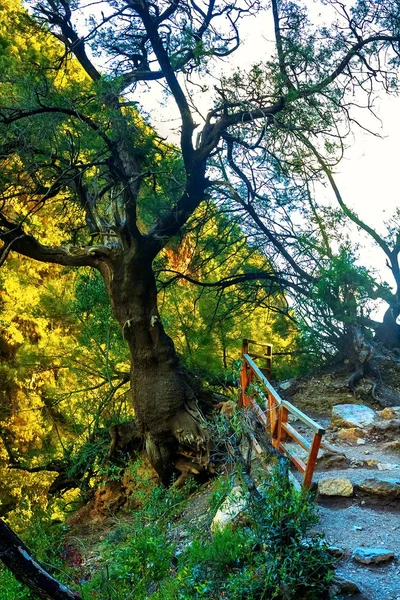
[287,411,400,599]
[318,501,400,599]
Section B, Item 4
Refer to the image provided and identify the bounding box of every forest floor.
[62,357,400,599]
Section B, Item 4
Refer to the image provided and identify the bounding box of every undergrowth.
[0,458,335,599]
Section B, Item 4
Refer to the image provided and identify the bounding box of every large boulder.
[357,477,400,498]
[331,404,376,429]
[318,477,353,497]
[211,486,248,533]
[352,547,395,564]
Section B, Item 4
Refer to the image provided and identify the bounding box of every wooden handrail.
[239,342,325,488]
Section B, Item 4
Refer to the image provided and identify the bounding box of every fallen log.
[0,518,81,600]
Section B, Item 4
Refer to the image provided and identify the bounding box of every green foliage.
[158,205,301,381]
[293,246,383,362]
[208,474,234,513]
[72,272,129,377]
[150,464,333,600]
[0,456,334,600]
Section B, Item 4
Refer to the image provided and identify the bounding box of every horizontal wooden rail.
[281,422,311,452]
[239,341,325,488]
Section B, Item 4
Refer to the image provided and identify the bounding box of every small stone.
[378,407,400,420]
[317,453,349,470]
[279,379,294,390]
[352,547,395,564]
[364,450,370,455]
[318,477,353,497]
[327,545,344,557]
[331,576,360,595]
[352,525,363,531]
[331,404,376,429]
[337,427,364,441]
[377,462,397,471]
[356,438,366,445]
[357,477,400,498]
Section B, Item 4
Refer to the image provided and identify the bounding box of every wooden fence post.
[239,362,248,407]
[265,343,272,381]
[276,405,288,449]
[303,432,323,488]
[239,339,249,407]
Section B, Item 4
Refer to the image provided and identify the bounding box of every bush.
[0,459,334,600]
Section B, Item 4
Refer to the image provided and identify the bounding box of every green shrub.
[153,463,334,600]
[0,460,334,600]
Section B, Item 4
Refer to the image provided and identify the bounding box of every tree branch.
[0,519,81,600]
[133,1,195,169]
[271,0,295,92]
[0,216,105,268]
[0,107,114,152]
[160,268,309,296]
[36,0,101,82]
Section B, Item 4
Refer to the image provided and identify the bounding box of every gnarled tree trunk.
[101,249,209,485]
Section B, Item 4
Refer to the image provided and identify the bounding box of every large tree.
[1,0,400,482]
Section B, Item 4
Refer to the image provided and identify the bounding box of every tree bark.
[375,305,400,348]
[103,249,209,485]
[0,519,81,600]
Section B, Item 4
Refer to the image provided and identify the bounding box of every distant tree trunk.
[0,519,81,600]
[100,250,209,485]
[375,304,400,348]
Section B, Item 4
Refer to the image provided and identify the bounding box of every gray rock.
[279,379,295,390]
[352,547,395,564]
[372,419,400,436]
[331,575,360,595]
[327,545,344,557]
[318,477,353,497]
[210,486,248,532]
[331,404,376,429]
[357,477,400,498]
[316,453,350,470]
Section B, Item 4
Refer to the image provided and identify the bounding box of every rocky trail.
[285,402,400,600]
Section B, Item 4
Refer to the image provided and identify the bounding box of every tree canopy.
[1,0,400,483]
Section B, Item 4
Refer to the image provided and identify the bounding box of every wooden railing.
[239,339,325,488]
